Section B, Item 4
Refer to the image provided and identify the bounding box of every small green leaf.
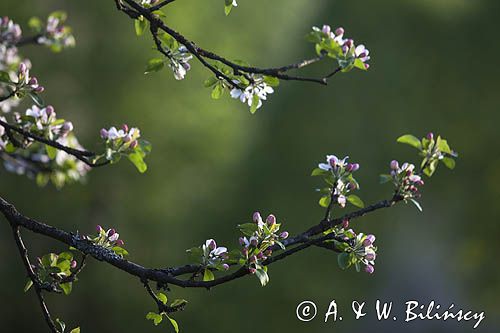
[379,174,392,184]
[146,312,163,326]
[144,58,164,74]
[45,144,57,159]
[255,267,269,286]
[23,280,33,292]
[170,299,188,308]
[203,269,214,281]
[397,134,422,150]
[60,282,72,295]
[353,58,367,70]
[0,70,11,83]
[311,167,327,176]
[69,328,80,333]
[436,136,452,154]
[128,151,147,173]
[211,83,224,99]
[157,292,168,305]
[112,246,129,256]
[203,77,218,87]
[134,17,148,36]
[347,194,365,208]
[166,315,179,333]
[337,252,351,270]
[250,94,259,114]
[28,92,44,107]
[28,17,43,32]
[410,198,423,212]
[319,195,331,208]
[238,223,259,236]
[263,76,280,87]
[442,157,456,170]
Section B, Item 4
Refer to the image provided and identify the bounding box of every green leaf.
[28,92,44,107]
[353,58,367,70]
[157,292,168,305]
[59,252,73,260]
[203,269,215,281]
[45,144,57,160]
[319,195,331,208]
[347,194,365,208]
[23,279,33,292]
[263,76,280,87]
[238,223,258,236]
[224,3,233,16]
[379,174,392,184]
[436,136,452,154]
[28,17,43,32]
[250,94,259,114]
[134,17,148,36]
[397,134,422,150]
[128,151,147,173]
[0,70,11,83]
[311,167,327,176]
[112,246,129,256]
[69,328,81,333]
[166,315,179,333]
[60,282,73,295]
[203,77,218,87]
[255,267,269,286]
[442,157,456,170]
[410,198,423,212]
[337,252,351,270]
[146,312,163,326]
[211,83,224,99]
[144,58,164,74]
[170,299,188,308]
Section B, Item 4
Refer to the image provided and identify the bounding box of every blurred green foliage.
[0,0,498,332]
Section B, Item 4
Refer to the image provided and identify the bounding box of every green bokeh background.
[1,0,499,332]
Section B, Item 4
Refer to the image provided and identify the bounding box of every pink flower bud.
[18,62,27,74]
[28,77,38,86]
[96,225,103,233]
[182,62,191,71]
[208,239,216,251]
[364,63,370,70]
[250,237,258,247]
[390,160,399,170]
[364,264,375,274]
[100,128,108,139]
[222,263,229,270]
[416,180,424,186]
[344,39,353,48]
[266,214,276,226]
[279,231,289,239]
[257,252,265,260]
[341,219,349,229]
[252,211,262,224]
[70,260,77,269]
[335,27,344,36]
[426,132,434,141]
[365,253,376,261]
[61,121,73,134]
[363,234,376,247]
[122,124,129,132]
[107,228,116,237]
[130,140,138,149]
[238,237,245,246]
[347,163,360,172]
[34,86,44,93]
[321,24,331,35]
[249,267,256,274]
[115,239,124,246]
[241,247,248,257]
[249,255,257,263]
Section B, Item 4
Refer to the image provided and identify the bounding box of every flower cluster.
[168,45,192,80]
[237,212,288,285]
[0,16,22,45]
[326,223,378,274]
[28,12,75,52]
[388,160,424,200]
[19,104,74,139]
[308,24,370,71]
[99,124,151,173]
[15,62,44,93]
[230,75,275,112]
[87,225,128,257]
[313,154,364,209]
[25,251,79,295]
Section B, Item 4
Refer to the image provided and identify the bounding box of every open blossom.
[37,14,76,50]
[101,124,141,147]
[204,239,228,258]
[168,45,192,80]
[0,17,22,44]
[230,76,274,110]
[318,154,349,171]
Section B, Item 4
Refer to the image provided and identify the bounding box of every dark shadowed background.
[1,0,499,332]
